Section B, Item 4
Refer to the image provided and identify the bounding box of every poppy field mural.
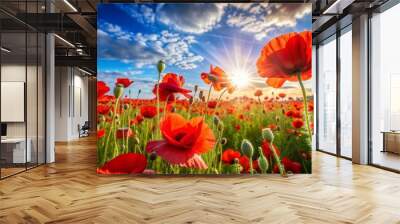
[97,3,313,175]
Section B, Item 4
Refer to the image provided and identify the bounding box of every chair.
[78,121,90,138]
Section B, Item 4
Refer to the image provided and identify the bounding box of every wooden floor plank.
[0,136,399,223]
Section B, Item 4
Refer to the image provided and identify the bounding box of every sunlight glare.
[231,68,250,89]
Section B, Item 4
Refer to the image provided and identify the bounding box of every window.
[317,36,337,154]
[371,3,400,171]
[339,28,352,158]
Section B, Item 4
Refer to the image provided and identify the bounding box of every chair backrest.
[82,121,90,129]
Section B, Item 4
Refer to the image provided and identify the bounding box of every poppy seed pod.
[258,146,269,173]
[150,151,157,161]
[114,84,124,98]
[241,139,254,159]
[262,128,274,142]
[220,137,227,145]
[157,60,166,74]
[199,90,204,99]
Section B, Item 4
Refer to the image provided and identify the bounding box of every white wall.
[54,67,89,141]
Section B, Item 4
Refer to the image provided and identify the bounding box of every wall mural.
[97,3,313,175]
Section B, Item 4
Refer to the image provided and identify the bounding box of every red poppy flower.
[239,156,250,172]
[285,110,294,117]
[257,31,312,88]
[97,153,147,174]
[116,78,134,88]
[222,149,241,164]
[201,65,235,92]
[278,93,286,98]
[292,119,304,129]
[97,105,111,115]
[97,81,110,98]
[261,140,280,159]
[146,113,215,168]
[97,129,105,138]
[153,73,191,101]
[252,160,260,173]
[254,89,263,97]
[308,103,314,112]
[98,95,115,104]
[116,128,133,139]
[235,124,241,131]
[131,115,144,125]
[268,124,278,131]
[140,105,158,118]
[207,100,218,109]
[292,111,302,118]
[281,157,302,174]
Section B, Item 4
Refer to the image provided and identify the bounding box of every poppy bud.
[99,115,106,123]
[262,128,274,142]
[194,85,198,92]
[199,90,204,99]
[114,84,124,98]
[258,146,269,174]
[133,136,140,144]
[213,115,221,126]
[231,163,241,174]
[218,123,224,132]
[241,139,254,159]
[123,104,129,110]
[150,151,157,161]
[220,137,227,145]
[138,89,142,94]
[157,60,166,74]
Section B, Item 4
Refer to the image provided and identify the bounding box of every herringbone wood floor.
[1,136,400,224]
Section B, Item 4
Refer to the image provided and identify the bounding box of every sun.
[230,68,250,89]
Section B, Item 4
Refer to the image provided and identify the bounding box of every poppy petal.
[266,78,287,88]
[180,154,208,169]
[97,153,147,174]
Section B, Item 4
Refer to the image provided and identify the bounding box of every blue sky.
[98,3,312,99]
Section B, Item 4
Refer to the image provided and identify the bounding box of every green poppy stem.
[156,71,161,138]
[204,85,212,117]
[103,97,120,164]
[270,142,287,177]
[296,72,313,140]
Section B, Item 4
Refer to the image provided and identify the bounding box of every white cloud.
[157,3,226,34]
[99,22,204,70]
[117,4,155,24]
[226,3,311,40]
[103,23,134,41]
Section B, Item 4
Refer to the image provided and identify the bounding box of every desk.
[1,138,31,163]
[381,131,400,154]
